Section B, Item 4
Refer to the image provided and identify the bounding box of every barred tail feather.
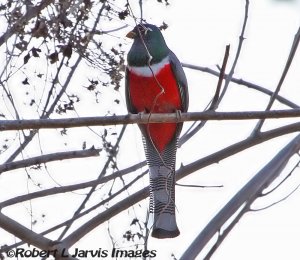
[142,135,180,238]
[149,165,179,238]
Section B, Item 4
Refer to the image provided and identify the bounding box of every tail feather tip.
[151,228,180,239]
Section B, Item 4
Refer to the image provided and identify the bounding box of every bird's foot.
[175,110,182,123]
[138,110,148,124]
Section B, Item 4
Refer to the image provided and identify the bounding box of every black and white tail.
[143,136,180,238]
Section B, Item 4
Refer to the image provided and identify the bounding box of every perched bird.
[125,23,189,238]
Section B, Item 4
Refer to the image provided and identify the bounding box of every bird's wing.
[125,67,137,114]
[169,51,189,113]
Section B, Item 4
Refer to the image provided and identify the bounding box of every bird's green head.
[127,23,169,67]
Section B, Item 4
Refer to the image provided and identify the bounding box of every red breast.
[128,63,182,152]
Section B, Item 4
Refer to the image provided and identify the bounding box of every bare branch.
[2,119,300,252]
[3,116,300,209]
[202,202,250,260]
[217,0,249,104]
[182,63,300,109]
[0,0,54,47]
[0,147,100,174]
[251,183,300,212]
[93,25,129,35]
[176,183,223,188]
[0,161,145,208]
[180,133,300,259]
[1,109,300,131]
[0,212,53,251]
[5,1,108,163]
[1,171,147,252]
[261,158,300,196]
[209,45,230,110]
[57,125,126,240]
[61,123,300,247]
[252,26,300,134]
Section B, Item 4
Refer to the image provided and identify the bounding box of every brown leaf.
[61,44,72,59]
[118,10,129,20]
[31,47,41,57]
[32,20,48,38]
[22,78,29,85]
[48,52,59,64]
[24,53,30,64]
[159,22,168,31]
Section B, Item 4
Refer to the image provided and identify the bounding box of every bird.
[125,23,189,238]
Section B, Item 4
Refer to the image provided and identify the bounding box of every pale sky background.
[1,0,300,259]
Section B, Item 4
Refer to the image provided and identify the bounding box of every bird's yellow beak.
[126,30,137,39]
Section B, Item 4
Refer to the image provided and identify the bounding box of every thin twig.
[251,183,300,212]
[260,158,300,197]
[0,161,145,208]
[180,133,300,259]
[61,129,300,247]
[176,183,223,188]
[5,1,108,163]
[2,122,300,253]
[0,170,147,253]
[203,202,250,260]
[0,0,55,47]
[209,45,230,110]
[182,63,300,109]
[0,148,100,174]
[217,0,249,106]
[252,26,300,134]
[93,25,129,34]
[56,124,126,240]
[180,0,249,145]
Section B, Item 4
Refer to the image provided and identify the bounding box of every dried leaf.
[15,40,28,51]
[130,218,139,225]
[61,44,72,59]
[118,10,129,20]
[87,84,95,91]
[22,78,29,85]
[24,53,30,64]
[32,47,41,57]
[32,20,48,38]
[48,52,59,64]
[159,22,168,31]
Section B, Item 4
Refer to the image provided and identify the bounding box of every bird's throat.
[127,56,169,77]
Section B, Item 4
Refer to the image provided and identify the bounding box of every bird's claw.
[175,110,182,123]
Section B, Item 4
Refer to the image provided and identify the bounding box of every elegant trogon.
[125,23,189,238]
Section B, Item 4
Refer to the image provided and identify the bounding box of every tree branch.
[0,212,53,251]
[209,45,230,110]
[57,125,126,240]
[0,161,145,208]
[0,147,100,174]
[182,63,300,109]
[1,109,300,131]
[180,133,300,259]
[0,0,54,47]
[61,121,300,247]
[0,212,77,259]
[252,26,300,134]
[5,1,108,163]
[216,0,249,105]
[2,119,300,251]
